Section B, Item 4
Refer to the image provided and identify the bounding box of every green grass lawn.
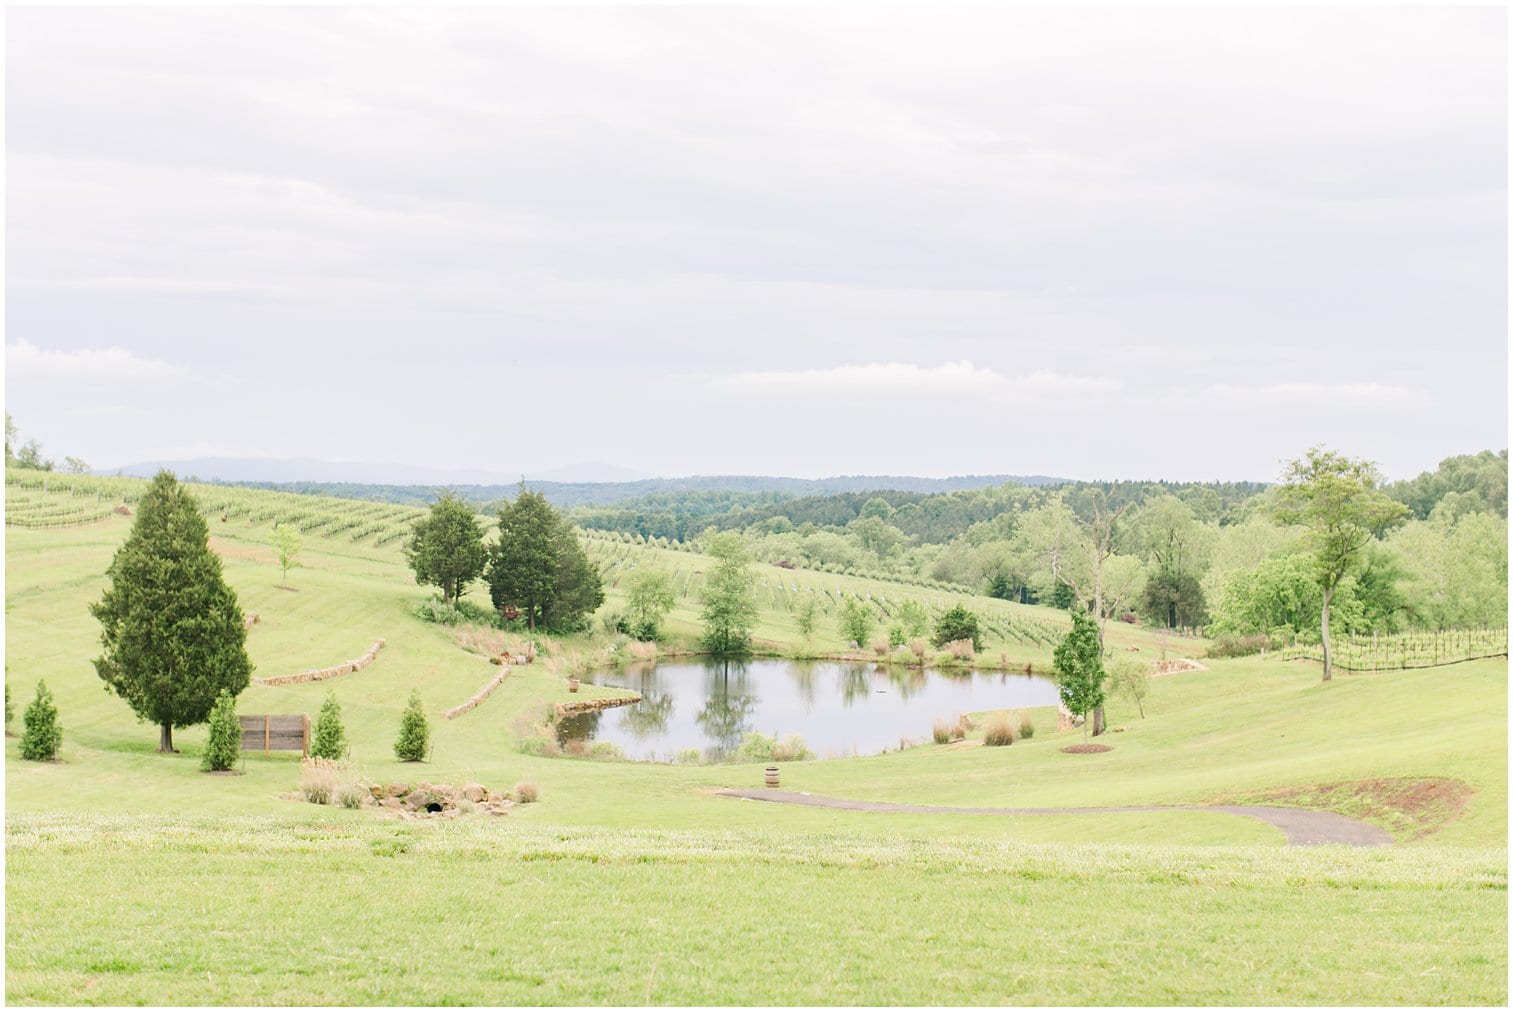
[4,482,1508,1004]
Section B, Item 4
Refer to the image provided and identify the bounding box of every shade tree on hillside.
[91,471,252,753]
[1387,509,1509,630]
[624,569,676,640]
[1273,448,1409,681]
[838,596,876,645]
[1126,495,1213,629]
[404,493,488,607]
[271,523,302,588]
[700,533,758,655]
[1053,611,1105,742]
[488,488,604,631]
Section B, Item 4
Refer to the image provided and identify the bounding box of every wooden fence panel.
[238,714,310,757]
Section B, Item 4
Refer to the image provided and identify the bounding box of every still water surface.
[558,658,1060,761]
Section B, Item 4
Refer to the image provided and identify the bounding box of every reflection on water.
[565,658,1060,761]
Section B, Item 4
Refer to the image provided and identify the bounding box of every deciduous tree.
[1053,611,1105,741]
[91,471,252,753]
[700,533,757,655]
[838,596,875,645]
[1274,448,1409,680]
[625,569,676,640]
[271,523,302,587]
[405,493,487,608]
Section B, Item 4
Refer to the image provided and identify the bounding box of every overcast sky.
[5,6,1507,483]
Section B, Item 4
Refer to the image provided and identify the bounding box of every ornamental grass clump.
[513,780,538,804]
[771,733,813,762]
[945,638,977,662]
[200,690,240,772]
[932,717,954,745]
[298,757,340,804]
[983,711,1018,747]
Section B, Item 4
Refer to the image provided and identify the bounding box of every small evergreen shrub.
[933,604,984,651]
[19,681,61,761]
[200,691,240,772]
[311,691,347,761]
[394,690,429,762]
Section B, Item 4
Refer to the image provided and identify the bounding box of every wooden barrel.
[764,765,780,788]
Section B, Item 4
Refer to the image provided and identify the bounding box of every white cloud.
[715,361,1118,396]
[6,339,190,381]
[1208,380,1423,407]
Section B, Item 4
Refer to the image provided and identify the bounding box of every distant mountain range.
[101,456,1068,508]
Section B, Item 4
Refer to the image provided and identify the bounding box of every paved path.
[716,789,1391,847]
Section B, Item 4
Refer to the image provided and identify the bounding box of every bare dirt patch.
[1151,658,1207,676]
[1207,777,1472,840]
[1061,743,1113,754]
[209,538,270,563]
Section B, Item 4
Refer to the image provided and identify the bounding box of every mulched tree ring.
[1061,743,1113,754]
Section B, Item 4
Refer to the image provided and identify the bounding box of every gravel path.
[716,789,1392,847]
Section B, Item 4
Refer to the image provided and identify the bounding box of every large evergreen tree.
[404,493,487,607]
[488,487,603,630]
[91,471,252,753]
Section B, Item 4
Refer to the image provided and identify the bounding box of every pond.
[556,658,1061,761]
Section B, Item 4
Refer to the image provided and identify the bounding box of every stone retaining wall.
[255,638,385,686]
[443,667,510,720]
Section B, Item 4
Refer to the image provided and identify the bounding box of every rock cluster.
[369,780,514,818]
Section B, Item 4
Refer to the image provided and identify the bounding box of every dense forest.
[573,451,1508,644]
[217,472,1067,510]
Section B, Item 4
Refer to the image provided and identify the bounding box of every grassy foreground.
[6,816,1505,1006]
[4,480,1509,1004]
